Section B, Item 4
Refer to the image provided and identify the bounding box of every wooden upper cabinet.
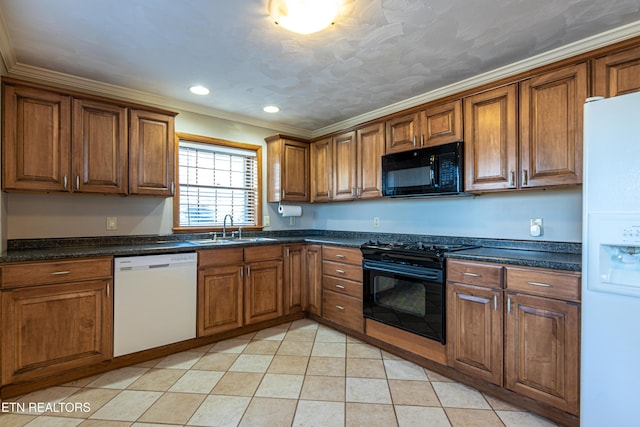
[464,84,518,192]
[72,98,128,194]
[594,45,640,98]
[310,137,333,202]
[266,135,310,203]
[422,99,463,147]
[332,130,357,201]
[386,111,420,154]
[129,109,176,196]
[520,63,586,188]
[2,83,71,192]
[356,122,385,199]
[385,100,462,154]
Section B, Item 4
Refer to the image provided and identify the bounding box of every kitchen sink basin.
[186,237,278,246]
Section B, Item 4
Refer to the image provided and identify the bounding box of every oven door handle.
[363,260,442,282]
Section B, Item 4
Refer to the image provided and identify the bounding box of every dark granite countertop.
[446,247,582,271]
[0,231,581,271]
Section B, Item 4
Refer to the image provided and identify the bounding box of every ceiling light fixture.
[268,0,342,35]
[263,105,280,113]
[189,85,210,95]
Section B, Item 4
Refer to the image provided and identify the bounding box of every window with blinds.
[178,140,259,228]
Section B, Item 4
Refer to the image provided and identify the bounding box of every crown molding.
[310,20,640,138]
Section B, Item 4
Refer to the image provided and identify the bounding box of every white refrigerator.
[582,91,640,425]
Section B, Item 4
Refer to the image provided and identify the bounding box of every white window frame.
[174,133,262,231]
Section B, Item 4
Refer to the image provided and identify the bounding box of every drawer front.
[1,257,113,288]
[322,246,362,266]
[447,259,503,288]
[244,244,283,263]
[322,260,363,282]
[198,248,244,268]
[323,275,362,298]
[506,266,581,302]
[323,290,364,332]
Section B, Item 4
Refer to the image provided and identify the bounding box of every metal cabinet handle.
[282,189,285,199]
[247,266,251,277]
[63,175,68,189]
[285,247,290,257]
[335,285,345,289]
[240,267,243,279]
[76,176,80,190]
[352,187,356,197]
[335,254,346,259]
[509,171,515,187]
[336,305,345,310]
[527,281,551,287]
[493,294,497,311]
[420,134,424,146]
[51,271,71,275]
[328,190,331,199]
[170,182,175,195]
[507,296,511,314]
[106,282,110,297]
[336,269,345,274]
[522,170,529,186]
[463,272,481,277]
[413,135,417,147]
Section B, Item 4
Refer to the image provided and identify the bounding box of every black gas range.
[361,240,477,344]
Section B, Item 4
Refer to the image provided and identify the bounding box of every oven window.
[374,276,425,317]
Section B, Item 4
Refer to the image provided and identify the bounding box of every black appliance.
[381,141,464,197]
[361,240,477,344]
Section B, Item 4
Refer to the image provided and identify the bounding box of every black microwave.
[382,141,464,197]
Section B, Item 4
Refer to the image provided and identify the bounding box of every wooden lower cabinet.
[198,263,244,336]
[447,283,503,385]
[284,244,305,315]
[1,280,113,385]
[322,289,363,332]
[244,259,283,325]
[305,245,323,315]
[505,292,580,414]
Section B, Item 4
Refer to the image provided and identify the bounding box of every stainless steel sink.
[186,237,277,246]
[235,237,278,242]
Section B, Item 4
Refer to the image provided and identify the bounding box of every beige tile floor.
[0,319,558,426]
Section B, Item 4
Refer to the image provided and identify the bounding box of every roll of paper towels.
[278,204,302,217]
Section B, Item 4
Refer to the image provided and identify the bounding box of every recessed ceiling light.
[189,85,210,95]
[264,105,280,113]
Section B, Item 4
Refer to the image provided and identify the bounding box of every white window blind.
[178,141,258,227]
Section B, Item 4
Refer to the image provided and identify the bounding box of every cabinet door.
[594,45,640,98]
[305,245,323,316]
[356,122,385,200]
[332,131,357,201]
[505,292,580,415]
[2,84,71,192]
[447,283,503,385]
[129,109,175,196]
[520,63,586,188]
[197,264,244,336]
[464,84,518,192]
[72,98,128,194]
[422,99,463,147]
[282,140,310,202]
[284,245,305,315]
[1,280,112,385]
[245,259,283,325]
[385,111,421,154]
[310,137,333,202]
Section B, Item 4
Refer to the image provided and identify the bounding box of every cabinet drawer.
[506,266,581,302]
[1,257,112,288]
[244,245,283,263]
[322,260,363,282]
[323,290,363,333]
[322,246,362,266]
[323,275,362,298]
[447,259,503,288]
[198,248,243,268]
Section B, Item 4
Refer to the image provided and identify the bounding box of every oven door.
[363,260,446,344]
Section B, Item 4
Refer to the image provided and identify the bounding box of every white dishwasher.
[114,252,197,357]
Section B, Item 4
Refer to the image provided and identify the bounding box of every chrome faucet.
[222,214,233,238]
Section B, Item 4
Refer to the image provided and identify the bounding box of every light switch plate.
[106,216,118,231]
[263,216,271,227]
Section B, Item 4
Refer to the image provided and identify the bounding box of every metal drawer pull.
[51,271,71,275]
[527,281,551,287]
[335,285,345,289]
[335,254,346,259]
[336,269,346,274]
[493,294,497,311]
[507,296,511,314]
[336,305,345,310]
[463,272,481,277]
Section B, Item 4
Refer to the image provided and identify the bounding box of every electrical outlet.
[263,215,271,227]
[373,217,380,228]
[530,218,543,237]
[106,216,118,231]
[289,217,296,226]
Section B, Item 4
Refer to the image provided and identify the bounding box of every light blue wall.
[307,189,582,242]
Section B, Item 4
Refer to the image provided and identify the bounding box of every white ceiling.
[1,0,640,137]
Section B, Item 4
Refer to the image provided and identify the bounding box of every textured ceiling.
[1,0,640,134]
